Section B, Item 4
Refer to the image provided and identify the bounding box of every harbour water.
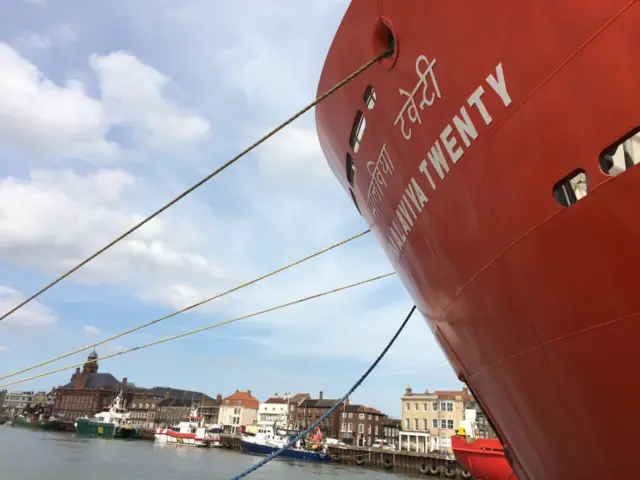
[0,426,417,479]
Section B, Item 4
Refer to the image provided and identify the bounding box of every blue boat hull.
[241,439,331,463]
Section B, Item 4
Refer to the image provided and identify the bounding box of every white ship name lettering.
[394,55,441,141]
[386,63,511,262]
[366,143,395,219]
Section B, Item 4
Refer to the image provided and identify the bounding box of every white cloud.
[83,325,100,335]
[0,43,118,162]
[0,346,9,353]
[0,286,56,328]
[257,125,334,182]
[0,168,232,301]
[0,43,210,163]
[90,52,211,147]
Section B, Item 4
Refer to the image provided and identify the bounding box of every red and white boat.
[451,418,515,480]
[452,436,514,480]
[316,1,639,479]
[154,406,222,448]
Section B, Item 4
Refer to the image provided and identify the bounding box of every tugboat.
[154,405,218,447]
[11,413,62,431]
[452,425,514,480]
[241,423,330,463]
[75,389,140,439]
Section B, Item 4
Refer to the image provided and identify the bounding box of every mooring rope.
[0,229,370,382]
[0,50,391,324]
[229,305,417,480]
[0,272,396,389]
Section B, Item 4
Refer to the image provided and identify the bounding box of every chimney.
[462,386,469,395]
[216,394,222,403]
[236,389,239,393]
[122,377,128,385]
[319,391,323,400]
[406,385,412,395]
[274,393,278,397]
[248,390,252,397]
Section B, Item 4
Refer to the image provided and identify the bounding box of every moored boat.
[75,390,140,439]
[11,414,62,431]
[241,424,331,463]
[154,406,218,447]
[316,1,640,478]
[452,427,515,480]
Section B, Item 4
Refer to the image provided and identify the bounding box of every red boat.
[452,434,514,480]
[315,1,639,479]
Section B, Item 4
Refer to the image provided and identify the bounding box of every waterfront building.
[339,404,386,447]
[293,391,343,439]
[52,350,140,422]
[257,394,290,426]
[218,390,259,434]
[382,418,401,449]
[399,386,472,454]
[2,390,34,416]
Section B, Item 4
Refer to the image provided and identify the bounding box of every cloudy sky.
[0,0,459,416]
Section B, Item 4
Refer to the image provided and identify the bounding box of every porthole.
[599,127,639,176]
[363,85,376,110]
[552,169,588,207]
[346,153,356,187]
[349,110,366,153]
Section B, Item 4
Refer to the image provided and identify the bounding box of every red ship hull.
[452,435,515,480]
[315,1,639,479]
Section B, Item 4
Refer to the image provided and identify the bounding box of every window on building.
[358,424,364,434]
[414,402,418,411]
[440,419,447,429]
[422,403,428,412]
[342,412,346,418]
[368,425,372,434]
[447,419,454,429]
[375,425,379,435]
[432,402,438,411]
[440,401,453,412]
[348,423,353,432]
[405,418,410,430]
[359,413,365,420]
[423,419,428,431]
[414,418,418,430]
[433,419,438,428]
[405,402,410,411]
[349,413,353,418]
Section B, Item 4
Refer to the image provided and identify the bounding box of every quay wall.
[138,432,470,478]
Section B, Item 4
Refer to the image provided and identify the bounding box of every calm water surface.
[1,426,418,479]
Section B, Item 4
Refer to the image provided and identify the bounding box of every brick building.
[53,350,139,422]
[148,387,222,425]
[381,418,401,448]
[128,392,162,428]
[339,404,386,447]
[292,391,343,439]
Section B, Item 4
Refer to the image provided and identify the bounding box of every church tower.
[82,349,99,375]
